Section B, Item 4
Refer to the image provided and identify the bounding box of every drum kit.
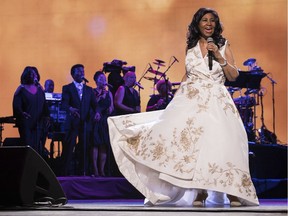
[142,58,180,94]
[225,58,277,143]
[229,88,258,141]
[144,59,166,84]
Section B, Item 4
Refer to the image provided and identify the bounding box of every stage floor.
[0,199,287,216]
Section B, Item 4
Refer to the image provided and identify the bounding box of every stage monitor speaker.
[0,146,67,206]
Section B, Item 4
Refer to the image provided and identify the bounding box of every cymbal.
[144,76,156,81]
[144,77,160,84]
[244,88,259,95]
[243,58,256,66]
[227,87,241,92]
[148,68,164,76]
[153,62,165,67]
[154,59,165,64]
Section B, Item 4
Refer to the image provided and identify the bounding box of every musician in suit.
[61,64,97,176]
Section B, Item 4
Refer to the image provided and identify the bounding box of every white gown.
[108,41,259,206]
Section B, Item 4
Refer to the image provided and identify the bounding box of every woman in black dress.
[114,71,141,115]
[12,66,49,155]
[91,71,114,176]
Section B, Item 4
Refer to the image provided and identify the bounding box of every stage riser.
[58,143,287,200]
[57,177,144,200]
[57,177,287,200]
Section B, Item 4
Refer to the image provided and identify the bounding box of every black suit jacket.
[61,83,96,130]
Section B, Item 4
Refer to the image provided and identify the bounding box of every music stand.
[224,70,267,89]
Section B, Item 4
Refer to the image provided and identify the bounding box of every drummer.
[146,79,173,111]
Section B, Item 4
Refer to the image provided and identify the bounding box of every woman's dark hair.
[20,66,40,84]
[93,71,104,82]
[20,66,35,85]
[186,8,226,50]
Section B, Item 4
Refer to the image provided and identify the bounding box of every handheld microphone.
[34,79,39,86]
[173,56,179,63]
[81,76,89,83]
[134,82,144,90]
[207,37,214,70]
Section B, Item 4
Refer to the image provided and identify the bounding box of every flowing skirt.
[108,79,259,206]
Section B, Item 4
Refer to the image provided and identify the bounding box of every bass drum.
[234,98,255,142]
[237,107,253,126]
[233,96,256,108]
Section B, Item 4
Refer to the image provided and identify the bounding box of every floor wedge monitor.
[0,146,67,206]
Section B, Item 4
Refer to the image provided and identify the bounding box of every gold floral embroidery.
[125,117,203,174]
[127,135,140,147]
[187,86,200,99]
[215,89,240,118]
[238,174,257,199]
[122,118,136,128]
[178,118,203,152]
[223,103,237,115]
[194,162,256,197]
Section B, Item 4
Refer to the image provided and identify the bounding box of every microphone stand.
[138,64,150,84]
[36,85,40,154]
[82,81,87,176]
[154,64,162,94]
[253,92,259,142]
[266,74,277,134]
[150,63,163,95]
[156,57,179,101]
[258,90,266,144]
[136,65,150,94]
[35,83,43,157]
[158,57,178,81]
[164,78,170,104]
